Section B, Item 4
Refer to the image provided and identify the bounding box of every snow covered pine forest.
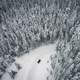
[0,0,80,80]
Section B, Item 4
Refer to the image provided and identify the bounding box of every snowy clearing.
[2,43,57,80]
[14,43,57,80]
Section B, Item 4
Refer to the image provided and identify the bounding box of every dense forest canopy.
[0,0,80,80]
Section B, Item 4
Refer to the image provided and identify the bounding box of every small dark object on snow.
[37,59,41,64]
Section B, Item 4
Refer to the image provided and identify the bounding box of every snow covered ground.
[1,43,57,80]
[15,43,57,80]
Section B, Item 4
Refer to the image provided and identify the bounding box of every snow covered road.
[14,43,57,80]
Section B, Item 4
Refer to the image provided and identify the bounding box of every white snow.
[14,43,57,80]
[1,42,57,80]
